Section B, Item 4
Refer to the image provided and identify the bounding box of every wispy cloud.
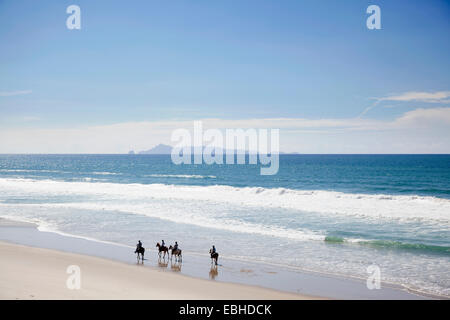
[20,116,41,122]
[358,100,381,117]
[0,90,32,97]
[1,108,449,154]
[0,116,41,123]
[378,91,450,103]
[359,91,450,117]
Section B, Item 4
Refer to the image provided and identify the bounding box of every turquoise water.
[0,154,449,296]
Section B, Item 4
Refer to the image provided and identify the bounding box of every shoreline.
[0,241,308,300]
[0,218,438,300]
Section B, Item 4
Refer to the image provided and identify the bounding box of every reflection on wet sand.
[157,258,168,269]
[170,261,182,272]
[209,265,218,280]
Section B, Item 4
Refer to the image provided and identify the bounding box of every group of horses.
[156,242,182,261]
[135,242,219,265]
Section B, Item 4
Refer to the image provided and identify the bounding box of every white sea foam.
[0,178,448,297]
[0,169,64,173]
[0,213,132,248]
[145,174,216,179]
[0,178,448,222]
[90,171,121,175]
[0,201,326,242]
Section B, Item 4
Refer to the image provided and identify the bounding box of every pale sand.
[0,241,315,300]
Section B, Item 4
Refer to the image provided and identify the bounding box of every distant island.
[129,144,173,155]
[129,144,298,155]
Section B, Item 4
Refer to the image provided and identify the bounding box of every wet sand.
[0,241,310,300]
[0,218,433,299]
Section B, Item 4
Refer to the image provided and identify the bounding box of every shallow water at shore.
[0,218,435,299]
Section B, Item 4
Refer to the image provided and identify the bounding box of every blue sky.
[0,0,449,153]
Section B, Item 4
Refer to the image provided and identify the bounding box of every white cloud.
[378,91,450,103]
[393,107,450,127]
[0,90,32,97]
[1,116,41,123]
[359,91,450,117]
[0,108,449,154]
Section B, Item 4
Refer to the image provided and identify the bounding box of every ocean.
[0,154,449,296]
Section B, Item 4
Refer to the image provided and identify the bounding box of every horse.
[209,249,219,265]
[169,245,182,262]
[156,242,169,259]
[134,246,145,262]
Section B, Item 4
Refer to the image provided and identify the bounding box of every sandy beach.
[0,218,434,300]
[0,241,311,300]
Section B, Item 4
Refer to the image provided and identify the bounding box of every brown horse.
[169,245,182,262]
[209,249,219,265]
[156,242,169,259]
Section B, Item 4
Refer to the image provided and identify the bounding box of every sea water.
[0,154,448,296]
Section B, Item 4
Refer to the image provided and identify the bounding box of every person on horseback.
[161,240,165,248]
[134,240,145,261]
[210,245,218,265]
[173,241,179,251]
[135,240,142,253]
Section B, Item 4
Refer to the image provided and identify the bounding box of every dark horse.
[135,246,145,262]
[169,245,182,262]
[209,249,219,265]
[156,242,169,259]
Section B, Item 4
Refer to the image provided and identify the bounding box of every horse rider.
[211,245,216,254]
[161,240,165,248]
[173,241,179,251]
[135,240,143,253]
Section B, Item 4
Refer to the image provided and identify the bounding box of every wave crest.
[0,178,449,221]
